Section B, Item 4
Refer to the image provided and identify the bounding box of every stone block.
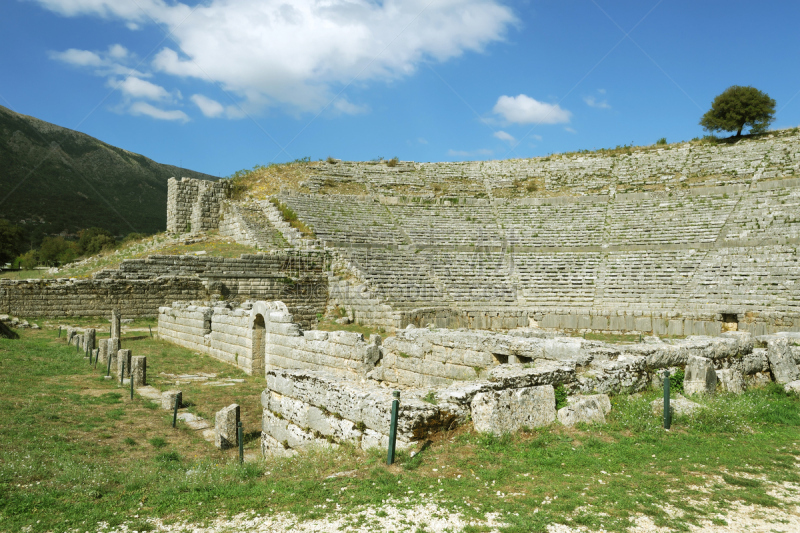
[117,349,132,378]
[470,385,555,434]
[650,393,700,417]
[84,329,96,352]
[716,369,746,394]
[784,381,800,395]
[98,339,108,364]
[766,338,800,384]
[131,356,146,386]
[161,390,182,410]
[215,403,240,449]
[683,355,717,395]
[111,308,121,339]
[557,394,611,427]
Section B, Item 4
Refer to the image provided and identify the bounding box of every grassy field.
[2,329,800,532]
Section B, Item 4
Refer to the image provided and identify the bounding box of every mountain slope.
[0,105,217,238]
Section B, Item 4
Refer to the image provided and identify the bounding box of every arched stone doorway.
[252,313,266,377]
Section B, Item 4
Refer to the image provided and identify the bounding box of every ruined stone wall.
[0,277,207,317]
[158,302,257,373]
[167,177,228,234]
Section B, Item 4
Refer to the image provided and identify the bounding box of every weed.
[149,437,167,449]
[669,368,685,394]
[386,157,399,167]
[155,451,181,463]
[123,437,136,446]
[422,391,438,405]
[656,137,667,145]
[554,385,568,410]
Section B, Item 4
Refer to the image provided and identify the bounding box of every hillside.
[0,105,216,239]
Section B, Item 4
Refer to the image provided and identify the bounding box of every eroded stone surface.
[215,404,240,449]
[683,355,717,395]
[557,394,611,427]
[471,385,555,434]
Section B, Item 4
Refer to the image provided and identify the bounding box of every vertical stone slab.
[117,349,132,378]
[683,355,717,395]
[131,356,146,386]
[161,390,182,411]
[215,403,240,449]
[107,338,121,372]
[766,337,800,384]
[111,309,121,340]
[84,329,96,352]
[98,339,108,364]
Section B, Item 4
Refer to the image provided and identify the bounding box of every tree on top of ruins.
[700,86,776,137]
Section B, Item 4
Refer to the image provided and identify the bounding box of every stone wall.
[167,177,229,234]
[0,277,207,317]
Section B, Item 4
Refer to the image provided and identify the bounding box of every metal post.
[172,398,179,428]
[58,326,61,338]
[94,350,99,369]
[387,391,400,465]
[106,352,112,377]
[120,361,125,385]
[238,421,244,464]
[130,369,134,400]
[663,370,671,430]
[88,349,92,365]
[149,325,153,338]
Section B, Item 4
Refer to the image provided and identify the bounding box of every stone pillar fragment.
[84,329,96,352]
[766,338,800,384]
[107,338,121,371]
[98,339,108,364]
[161,390,182,411]
[215,403,240,449]
[110,309,121,340]
[683,355,717,395]
[131,356,146,386]
[117,349,132,378]
[66,328,76,345]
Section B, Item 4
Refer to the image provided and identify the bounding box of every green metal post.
[106,351,112,377]
[94,350,99,369]
[172,398,179,428]
[58,327,61,338]
[149,325,153,338]
[130,369,134,400]
[88,348,92,365]
[238,421,244,464]
[120,361,125,385]
[387,391,400,466]
[663,370,671,430]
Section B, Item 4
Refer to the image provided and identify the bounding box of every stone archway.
[251,313,266,377]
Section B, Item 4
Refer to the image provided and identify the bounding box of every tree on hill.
[0,219,26,265]
[700,86,776,137]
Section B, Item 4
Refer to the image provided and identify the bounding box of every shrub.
[422,391,438,405]
[326,156,337,164]
[554,385,568,410]
[386,157,399,167]
[669,368,684,394]
[656,137,667,145]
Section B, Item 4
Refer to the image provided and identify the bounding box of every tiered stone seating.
[423,251,516,303]
[606,192,739,246]
[687,245,800,312]
[723,186,800,242]
[280,194,405,245]
[388,204,503,247]
[344,249,445,305]
[497,201,606,247]
[227,204,286,249]
[512,252,602,306]
[595,250,704,309]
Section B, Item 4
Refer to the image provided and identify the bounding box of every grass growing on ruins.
[3,328,800,532]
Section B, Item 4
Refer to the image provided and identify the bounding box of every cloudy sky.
[2,0,799,176]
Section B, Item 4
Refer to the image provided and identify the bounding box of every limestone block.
[766,338,800,384]
[650,393,701,417]
[784,380,800,395]
[683,355,717,395]
[98,339,108,364]
[557,394,611,427]
[487,362,575,389]
[215,403,240,449]
[117,349,132,378]
[741,348,769,375]
[84,329,96,352]
[161,390,182,410]
[746,372,773,389]
[471,385,555,433]
[716,369,746,394]
[131,356,146,386]
[111,308,121,339]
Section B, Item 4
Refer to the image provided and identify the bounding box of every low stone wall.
[0,277,207,317]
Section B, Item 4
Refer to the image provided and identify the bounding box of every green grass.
[2,329,800,532]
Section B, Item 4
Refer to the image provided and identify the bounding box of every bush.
[77,227,116,256]
[669,368,684,394]
[16,250,38,270]
[386,157,399,167]
[554,385,568,410]
[656,137,667,145]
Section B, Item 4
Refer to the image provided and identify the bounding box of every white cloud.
[191,94,225,117]
[332,98,369,115]
[493,94,571,125]
[49,48,104,67]
[128,101,189,122]
[564,127,577,134]
[111,77,172,101]
[532,134,543,141]
[493,130,515,143]
[34,0,517,114]
[584,95,610,109]
[418,138,428,145]
[108,44,128,59]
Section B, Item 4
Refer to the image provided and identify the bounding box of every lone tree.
[700,85,776,137]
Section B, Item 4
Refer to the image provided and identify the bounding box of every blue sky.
[2,0,799,177]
